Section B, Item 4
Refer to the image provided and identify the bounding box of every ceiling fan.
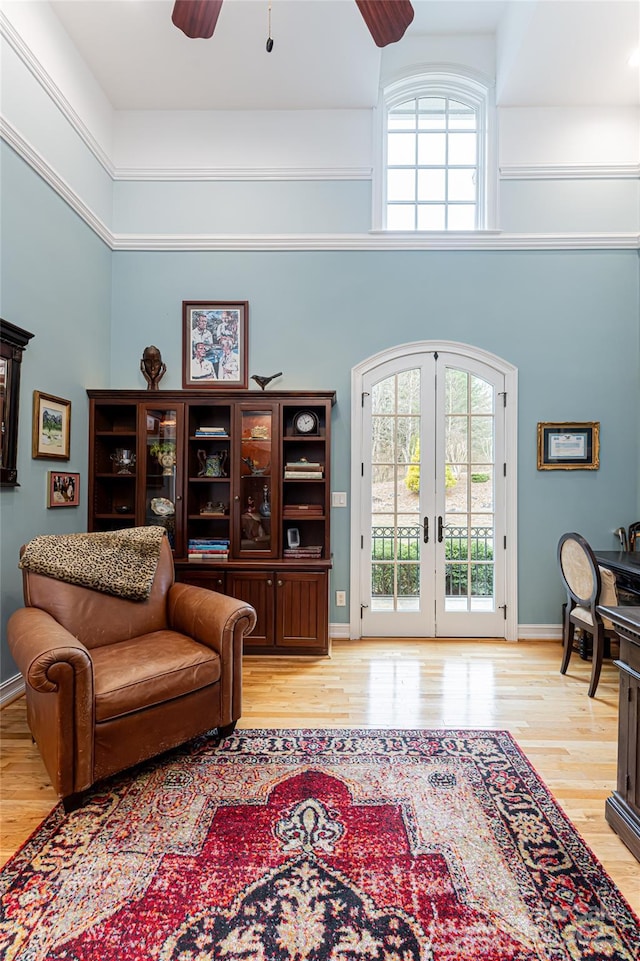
[171,1,415,48]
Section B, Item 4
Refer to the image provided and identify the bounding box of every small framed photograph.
[537,421,600,470]
[32,391,71,460]
[182,301,248,389]
[47,471,80,507]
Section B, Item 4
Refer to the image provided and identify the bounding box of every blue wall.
[1,150,639,684]
[108,247,638,626]
[0,144,112,680]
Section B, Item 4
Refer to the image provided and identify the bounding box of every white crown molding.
[1,119,112,247]
[113,167,372,182]
[0,9,114,178]
[3,121,639,252]
[113,231,640,251]
[501,164,640,181]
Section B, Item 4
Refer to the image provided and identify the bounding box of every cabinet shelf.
[189,476,229,483]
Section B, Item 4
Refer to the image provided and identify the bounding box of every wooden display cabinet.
[87,389,335,654]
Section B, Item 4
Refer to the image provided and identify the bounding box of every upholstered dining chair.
[8,529,256,811]
[557,531,619,698]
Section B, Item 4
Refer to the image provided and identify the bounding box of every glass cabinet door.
[237,407,276,556]
[141,405,183,553]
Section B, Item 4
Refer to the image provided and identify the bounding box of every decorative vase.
[156,448,176,476]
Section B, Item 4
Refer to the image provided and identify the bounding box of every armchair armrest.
[7,607,95,796]
[167,583,256,727]
[167,583,256,655]
[8,607,93,693]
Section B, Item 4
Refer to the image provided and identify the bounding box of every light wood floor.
[1,638,639,913]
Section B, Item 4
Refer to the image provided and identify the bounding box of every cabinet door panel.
[227,571,275,648]
[277,572,327,649]
[176,569,226,593]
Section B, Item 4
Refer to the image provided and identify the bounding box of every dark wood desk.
[597,605,640,862]
[594,551,640,602]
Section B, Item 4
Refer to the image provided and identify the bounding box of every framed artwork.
[47,471,80,507]
[182,301,248,389]
[32,391,71,460]
[537,421,600,470]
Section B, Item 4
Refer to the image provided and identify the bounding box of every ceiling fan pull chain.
[266,1,274,52]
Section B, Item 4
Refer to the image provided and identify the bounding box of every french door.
[354,345,515,638]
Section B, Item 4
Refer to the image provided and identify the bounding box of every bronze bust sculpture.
[141,345,166,390]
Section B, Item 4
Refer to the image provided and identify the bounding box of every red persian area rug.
[1,729,638,960]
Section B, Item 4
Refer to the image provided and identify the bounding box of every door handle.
[437,516,444,543]
[423,516,429,543]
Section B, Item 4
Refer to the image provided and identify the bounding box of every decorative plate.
[150,497,175,516]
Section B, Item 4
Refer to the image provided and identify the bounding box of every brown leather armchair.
[8,535,256,811]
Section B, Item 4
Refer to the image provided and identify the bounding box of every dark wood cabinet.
[598,605,640,862]
[227,569,328,654]
[87,389,335,655]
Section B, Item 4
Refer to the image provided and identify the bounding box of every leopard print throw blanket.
[19,526,166,601]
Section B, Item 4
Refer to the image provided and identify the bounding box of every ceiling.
[48,0,640,111]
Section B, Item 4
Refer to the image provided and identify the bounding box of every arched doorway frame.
[350,340,518,641]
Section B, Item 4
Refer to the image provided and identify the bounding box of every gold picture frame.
[537,421,599,470]
[32,390,71,460]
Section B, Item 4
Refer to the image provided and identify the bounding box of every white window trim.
[373,64,497,232]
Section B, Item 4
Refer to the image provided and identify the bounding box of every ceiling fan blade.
[172,0,223,39]
[355,0,414,47]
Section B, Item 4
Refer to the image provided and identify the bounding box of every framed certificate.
[537,422,599,470]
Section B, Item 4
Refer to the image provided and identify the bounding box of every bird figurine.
[251,372,282,390]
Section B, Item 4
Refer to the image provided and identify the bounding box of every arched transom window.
[382,70,493,231]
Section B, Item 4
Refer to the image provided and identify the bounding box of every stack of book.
[283,503,323,516]
[284,459,323,480]
[283,544,323,559]
[195,425,228,438]
[188,538,229,562]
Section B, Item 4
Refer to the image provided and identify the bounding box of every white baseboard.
[329,623,351,640]
[0,673,25,707]
[517,624,563,640]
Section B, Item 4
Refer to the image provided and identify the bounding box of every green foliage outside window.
[405,441,456,493]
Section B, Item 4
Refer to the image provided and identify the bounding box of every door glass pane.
[240,410,272,552]
[372,378,395,414]
[471,416,493,461]
[471,465,494,512]
[471,375,493,413]
[444,369,495,613]
[397,418,420,462]
[145,408,177,549]
[372,418,395,463]
[370,370,421,611]
[446,368,468,413]
[397,369,421,413]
